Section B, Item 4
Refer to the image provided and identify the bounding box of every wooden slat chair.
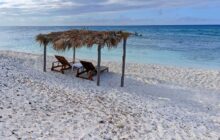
[51,55,72,74]
[77,60,109,80]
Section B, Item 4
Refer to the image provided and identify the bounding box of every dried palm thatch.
[36,29,131,51]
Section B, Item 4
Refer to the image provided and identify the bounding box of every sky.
[0,0,220,26]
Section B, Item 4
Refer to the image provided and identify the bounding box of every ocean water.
[0,25,220,69]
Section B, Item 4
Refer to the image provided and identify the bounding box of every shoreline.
[1,50,220,90]
[0,50,220,139]
[1,49,219,72]
[1,49,220,71]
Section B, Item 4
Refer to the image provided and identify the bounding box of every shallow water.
[0,25,220,69]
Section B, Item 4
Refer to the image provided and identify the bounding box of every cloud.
[1,0,220,16]
[0,0,220,25]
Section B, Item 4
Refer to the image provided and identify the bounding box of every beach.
[0,50,220,139]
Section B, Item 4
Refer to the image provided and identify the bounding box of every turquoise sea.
[0,25,220,69]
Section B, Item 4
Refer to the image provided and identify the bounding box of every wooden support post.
[73,47,76,63]
[121,38,127,87]
[43,44,47,72]
[97,45,101,86]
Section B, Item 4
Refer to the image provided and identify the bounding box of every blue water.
[0,25,220,69]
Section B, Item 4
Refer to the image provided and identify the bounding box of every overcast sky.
[0,0,220,26]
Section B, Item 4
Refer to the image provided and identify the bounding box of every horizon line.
[0,24,220,27]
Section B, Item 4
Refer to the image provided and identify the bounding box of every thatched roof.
[36,29,131,51]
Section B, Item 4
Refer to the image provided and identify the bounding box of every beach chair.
[77,60,109,80]
[51,55,72,74]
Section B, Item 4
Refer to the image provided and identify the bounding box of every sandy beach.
[0,50,220,139]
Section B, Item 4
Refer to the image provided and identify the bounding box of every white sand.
[0,50,220,139]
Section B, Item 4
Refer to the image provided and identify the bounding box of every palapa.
[36,29,131,87]
[36,29,130,50]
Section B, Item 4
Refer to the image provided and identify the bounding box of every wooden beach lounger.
[77,60,109,80]
[51,55,72,74]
